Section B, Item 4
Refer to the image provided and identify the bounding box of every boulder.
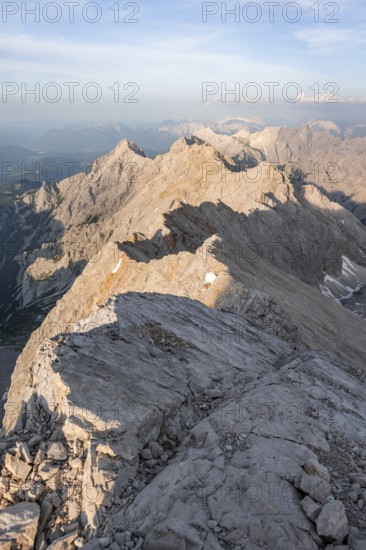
[299,471,332,503]
[4,453,32,481]
[149,442,164,459]
[46,442,68,461]
[0,502,40,549]
[301,495,322,522]
[303,458,330,482]
[28,435,43,447]
[316,501,349,542]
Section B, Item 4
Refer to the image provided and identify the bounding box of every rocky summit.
[1,129,366,549]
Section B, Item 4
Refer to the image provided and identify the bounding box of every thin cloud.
[294,26,366,54]
[0,32,313,87]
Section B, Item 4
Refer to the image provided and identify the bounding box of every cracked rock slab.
[0,502,40,550]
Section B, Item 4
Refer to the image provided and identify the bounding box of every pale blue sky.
[0,0,364,123]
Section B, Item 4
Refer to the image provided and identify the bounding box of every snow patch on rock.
[112,259,123,274]
[320,256,366,306]
[204,272,217,285]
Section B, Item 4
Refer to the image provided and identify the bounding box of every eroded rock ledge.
[1,293,366,549]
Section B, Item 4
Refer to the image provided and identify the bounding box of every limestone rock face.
[1,293,366,548]
[34,181,59,213]
[194,126,264,165]
[3,131,366,339]
[247,124,341,164]
[239,123,366,226]
[0,501,40,549]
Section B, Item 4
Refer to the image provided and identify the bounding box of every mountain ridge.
[1,127,366,549]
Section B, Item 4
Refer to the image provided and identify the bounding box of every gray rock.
[0,502,40,549]
[47,531,79,549]
[301,495,322,522]
[37,500,53,535]
[141,448,152,460]
[205,389,223,399]
[149,442,164,459]
[44,491,62,508]
[348,491,358,502]
[115,532,130,546]
[348,526,366,550]
[46,442,68,461]
[17,442,33,464]
[28,435,43,447]
[34,448,46,466]
[2,293,366,550]
[144,530,187,550]
[37,461,62,489]
[64,522,80,534]
[316,501,349,542]
[4,452,32,481]
[98,537,111,547]
[299,471,332,503]
[35,532,48,550]
[78,540,102,550]
[303,458,330,482]
[352,475,366,487]
[351,482,362,493]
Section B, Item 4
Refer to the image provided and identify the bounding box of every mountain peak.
[168,135,206,153]
[113,139,146,158]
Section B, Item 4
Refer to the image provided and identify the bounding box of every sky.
[0,0,365,124]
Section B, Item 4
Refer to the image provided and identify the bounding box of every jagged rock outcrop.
[3,131,366,343]
[300,137,366,226]
[246,124,342,164]
[194,127,264,166]
[34,182,59,213]
[0,141,146,335]
[3,123,366,339]
[226,123,366,227]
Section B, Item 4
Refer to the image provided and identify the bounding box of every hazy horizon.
[0,0,365,123]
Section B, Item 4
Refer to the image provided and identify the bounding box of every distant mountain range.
[4,117,364,156]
